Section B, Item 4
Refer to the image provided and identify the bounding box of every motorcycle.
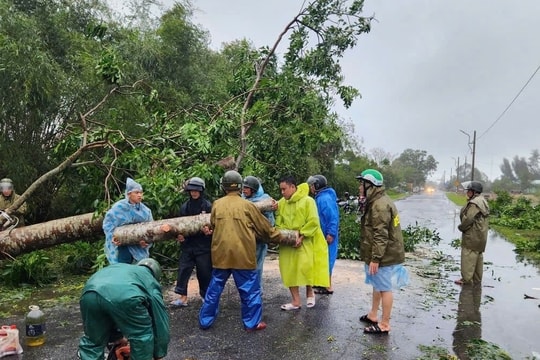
[337,196,358,215]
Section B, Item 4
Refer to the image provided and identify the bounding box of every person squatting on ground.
[0,178,28,227]
[274,175,329,311]
[307,174,340,295]
[455,181,489,285]
[102,178,153,264]
[172,177,213,307]
[199,170,289,332]
[78,258,170,360]
[356,169,408,334]
[242,175,275,292]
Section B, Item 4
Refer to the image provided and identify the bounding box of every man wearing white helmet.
[0,178,28,227]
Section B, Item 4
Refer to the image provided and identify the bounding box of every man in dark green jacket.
[356,169,407,335]
[455,181,489,285]
[78,259,169,360]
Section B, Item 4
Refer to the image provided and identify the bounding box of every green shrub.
[0,251,55,286]
[338,211,360,260]
[402,222,442,252]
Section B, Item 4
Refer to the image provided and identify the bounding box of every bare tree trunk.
[0,213,103,258]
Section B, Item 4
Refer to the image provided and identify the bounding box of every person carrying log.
[102,178,153,264]
[199,170,299,332]
[171,177,213,307]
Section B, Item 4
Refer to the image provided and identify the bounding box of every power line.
[478,63,540,140]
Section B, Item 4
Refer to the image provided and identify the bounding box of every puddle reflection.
[452,284,482,359]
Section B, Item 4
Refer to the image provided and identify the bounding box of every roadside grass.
[446,191,540,262]
[446,192,467,207]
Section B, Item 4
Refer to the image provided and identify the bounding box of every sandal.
[306,296,316,308]
[363,324,389,334]
[359,314,378,325]
[245,322,267,332]
[281,303,301,311]
[171,299,188,307]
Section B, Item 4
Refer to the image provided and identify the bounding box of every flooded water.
[397,191,540,359]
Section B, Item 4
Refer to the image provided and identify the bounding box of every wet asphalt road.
[2,190,540,359]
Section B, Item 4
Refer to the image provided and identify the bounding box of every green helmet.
[356,169,384,187]
[137,258,162,280]
[242,176,260,191]
[220,170,243,192]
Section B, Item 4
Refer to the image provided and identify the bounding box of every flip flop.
[363,324,389,334]
[314,288,334,295]
[359,314,378,325]
[306,296,316,308]
[281,303,301,311]
[245,322,267,332]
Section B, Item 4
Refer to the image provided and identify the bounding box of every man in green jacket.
[455,181,489,285]
[356,169,407,335]
[78,258,169,360]
[199,170,287,332]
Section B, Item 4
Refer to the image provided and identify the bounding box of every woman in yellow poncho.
[275,175,329,310]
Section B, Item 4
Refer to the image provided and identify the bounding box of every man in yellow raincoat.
[275,175,329,310]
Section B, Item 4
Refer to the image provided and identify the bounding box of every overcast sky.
[151,0,540,182]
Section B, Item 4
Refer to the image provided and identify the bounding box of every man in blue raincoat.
[307,174,339,295]
[102,178,153,264]
[241,175,275,292]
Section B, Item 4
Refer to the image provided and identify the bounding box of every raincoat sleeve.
[370,201,391,263]
[458,203,481,232]
[149,285,170,359]
[249,202,282,243]
[299,198,322,239]
[102,202,125,264]
[319,197,339,238]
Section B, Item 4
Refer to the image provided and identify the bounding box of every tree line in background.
[0,0,442,227]
[441,149,540,194]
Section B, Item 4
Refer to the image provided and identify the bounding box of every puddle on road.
[397,193,540,359]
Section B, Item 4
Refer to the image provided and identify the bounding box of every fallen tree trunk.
[0,197,294,258]
[0,213,103,258]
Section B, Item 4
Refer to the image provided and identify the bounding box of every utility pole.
[459,129,477,182]
[471,130,476,181]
